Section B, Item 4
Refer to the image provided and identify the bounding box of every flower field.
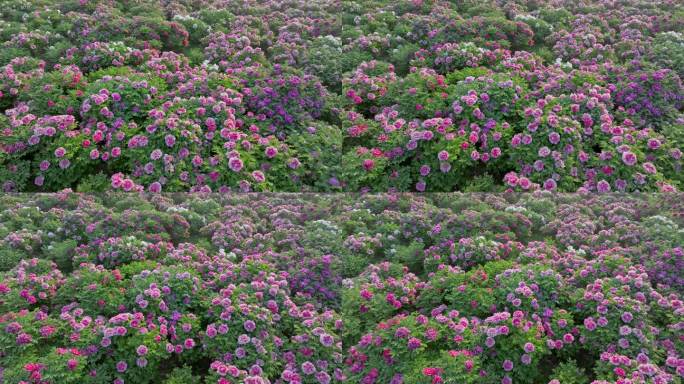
[0,0,682,192]
[0,192,683,383]
[1,0,683,383]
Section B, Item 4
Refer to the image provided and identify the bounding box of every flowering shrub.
[422,236,515,272]
[72,237,169,269]
[345,312,476,383]
[0,258,64,313]
[203,32,267,71]
[411,43,510,75]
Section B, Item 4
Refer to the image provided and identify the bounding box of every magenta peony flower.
[122,179,135,192]
[243,320,256,332]
[319,333,334,347]
[136,345,148,356]
[622,151,637,166]
[519,177,531,190]
[407,337,422,350]
[148,182,162,193]
[596,180,611,193]
[302,361,316,375]
[251,171,265,183]
[265,146,278,158]
[151,149,163,160]
[116,361,127,373]
[228,157,244,172]
[642,162,657,174]
[584,317,597,331]
[184,338,195,349]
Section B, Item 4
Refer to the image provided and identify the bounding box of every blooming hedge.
[0,192,683,383]
[0,0,681,192]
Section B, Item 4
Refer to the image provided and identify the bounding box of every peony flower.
[251,171,265,183]
[116,361,127,373]
[136,358,147,368]
[243,320,256,332]
[596,180,611,193]
[228,157,244,172]
[519,177,531,190]
[265,146,278,158]
[642,162,657,174]
[319,333,334,347]
[302,361,316,375]
[67,359,78,370]
[184,338,195,349]
[407,337,422,350]
[136,345,148,356]
[622,151,637,166]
